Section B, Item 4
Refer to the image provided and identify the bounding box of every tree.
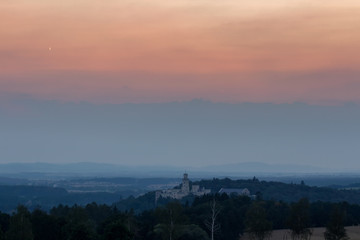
[0,212,10,235]
[31,209,62,240]
[103,220,133,240]
[154,202,186,240]
[178,225,209,240]
[244,202,272,240]
[63,205,97,240]
[0,227,4,240]
[124,209,139,238]
[67,223,96,240]
[137,210,157,239]
[5,205,33,240]
[204,198,221,240]
[287,198,312,240]
[324,206,349,240]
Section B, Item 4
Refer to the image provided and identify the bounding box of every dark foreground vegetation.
[0,193,358,240]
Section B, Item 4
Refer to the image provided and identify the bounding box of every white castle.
[155,173,211,202]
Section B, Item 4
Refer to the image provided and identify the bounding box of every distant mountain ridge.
[0,161,339,178]
[202,161,327,173]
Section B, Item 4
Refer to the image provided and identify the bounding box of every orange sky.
[1,0,360,104]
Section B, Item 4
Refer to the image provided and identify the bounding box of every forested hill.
[195,177,360,204]
[2,177,360,214]
[114,177,360,214]
[0,185,121,213]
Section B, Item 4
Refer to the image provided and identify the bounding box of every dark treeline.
[0,194,358,240]
[197,177,360,204]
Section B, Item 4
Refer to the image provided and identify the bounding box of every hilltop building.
[155,173,211,202]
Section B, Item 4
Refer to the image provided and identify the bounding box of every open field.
[241,226,360,240]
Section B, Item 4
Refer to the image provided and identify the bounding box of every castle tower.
[181,173,190,193]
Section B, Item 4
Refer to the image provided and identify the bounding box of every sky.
[1,99,360,170]
[1,0,360,104]
[1,1,360,169]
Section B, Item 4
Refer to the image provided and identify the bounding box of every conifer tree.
[5,206,33,240]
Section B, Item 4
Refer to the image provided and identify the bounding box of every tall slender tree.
[204,198,221,240]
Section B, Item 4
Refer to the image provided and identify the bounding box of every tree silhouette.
[324,206,349,240]
[5,206,33,240]
[0,227,4,240]
[288,198,312,240]
[67,223,96,240]
[244,202,272,240]
[178,224,210,240]
[154,201,186,240]
[31,209,62,240]
[103,220,133,240]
